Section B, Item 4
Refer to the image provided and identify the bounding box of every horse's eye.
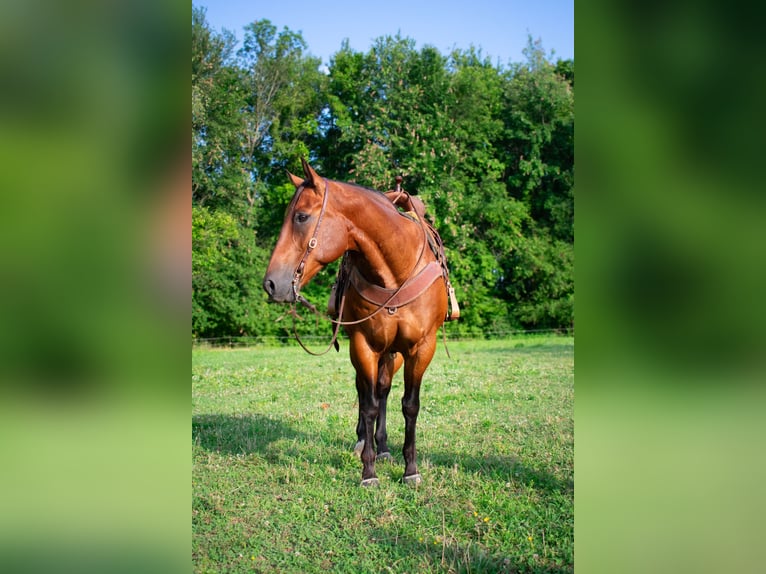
[294,213,310,225]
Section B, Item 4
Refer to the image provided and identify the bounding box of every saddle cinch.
[328,177,460,322]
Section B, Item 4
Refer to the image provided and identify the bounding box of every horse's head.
[263,159,348,303]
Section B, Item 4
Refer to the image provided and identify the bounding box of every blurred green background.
[577,1,766,573]
[0,1,188,573]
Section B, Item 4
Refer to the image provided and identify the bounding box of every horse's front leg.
[354,352,401,461]
[354,372,380,486]
[401,336,437,485]
[373,353,400,462]
[350,338,380,486]
[354,409,365,456]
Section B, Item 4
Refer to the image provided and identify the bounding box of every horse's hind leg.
[402,336,437,485]
[374,353,402,461]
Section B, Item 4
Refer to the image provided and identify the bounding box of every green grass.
[193,336,573,573]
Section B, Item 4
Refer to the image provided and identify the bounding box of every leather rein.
[288,178,431,355]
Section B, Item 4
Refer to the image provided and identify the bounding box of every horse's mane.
[338,180,387,198]
[334,180,402,213]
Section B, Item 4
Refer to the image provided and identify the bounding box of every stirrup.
[447,286,460,321]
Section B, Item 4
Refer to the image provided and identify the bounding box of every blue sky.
[196,0,573,67]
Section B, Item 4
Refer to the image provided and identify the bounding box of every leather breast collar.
[348,261,443,310]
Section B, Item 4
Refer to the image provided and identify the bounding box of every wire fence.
[192,327,574,348]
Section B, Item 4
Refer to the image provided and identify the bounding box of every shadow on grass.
[193,414,571,494]
[192,413,304,457]
[192,413,357,472]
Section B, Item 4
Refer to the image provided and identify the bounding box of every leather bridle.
[291,178,330,307]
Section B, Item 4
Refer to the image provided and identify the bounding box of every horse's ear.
[300,158,322,190]
[287,170,303,188]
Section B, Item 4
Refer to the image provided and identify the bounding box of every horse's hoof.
[353,440,365,456]
[360,477,380,487]
[376,451,393,462]
[403,473,422,486]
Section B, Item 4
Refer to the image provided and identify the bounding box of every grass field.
[192,335,573,573]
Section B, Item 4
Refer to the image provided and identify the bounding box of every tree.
[238,21,325,207]
[191,10,327,339]
[191,11,574,339]
[192,7,246,213]
[497,38,574,328]
[318,36,574,333]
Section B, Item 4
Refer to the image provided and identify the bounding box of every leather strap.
[349,261,443,309]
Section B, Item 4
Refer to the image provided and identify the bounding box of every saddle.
[328,177,460,322]
[384,189,426,222]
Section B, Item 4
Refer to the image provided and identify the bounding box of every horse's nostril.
[263,278,275,296]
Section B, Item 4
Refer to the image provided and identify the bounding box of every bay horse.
[263,159,457,486]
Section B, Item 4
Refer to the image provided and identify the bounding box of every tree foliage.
[191,6,574,339]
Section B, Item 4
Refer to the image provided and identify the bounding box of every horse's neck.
[339,188,424,289]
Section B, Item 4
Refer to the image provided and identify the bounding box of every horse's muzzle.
[262,271,296,303]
